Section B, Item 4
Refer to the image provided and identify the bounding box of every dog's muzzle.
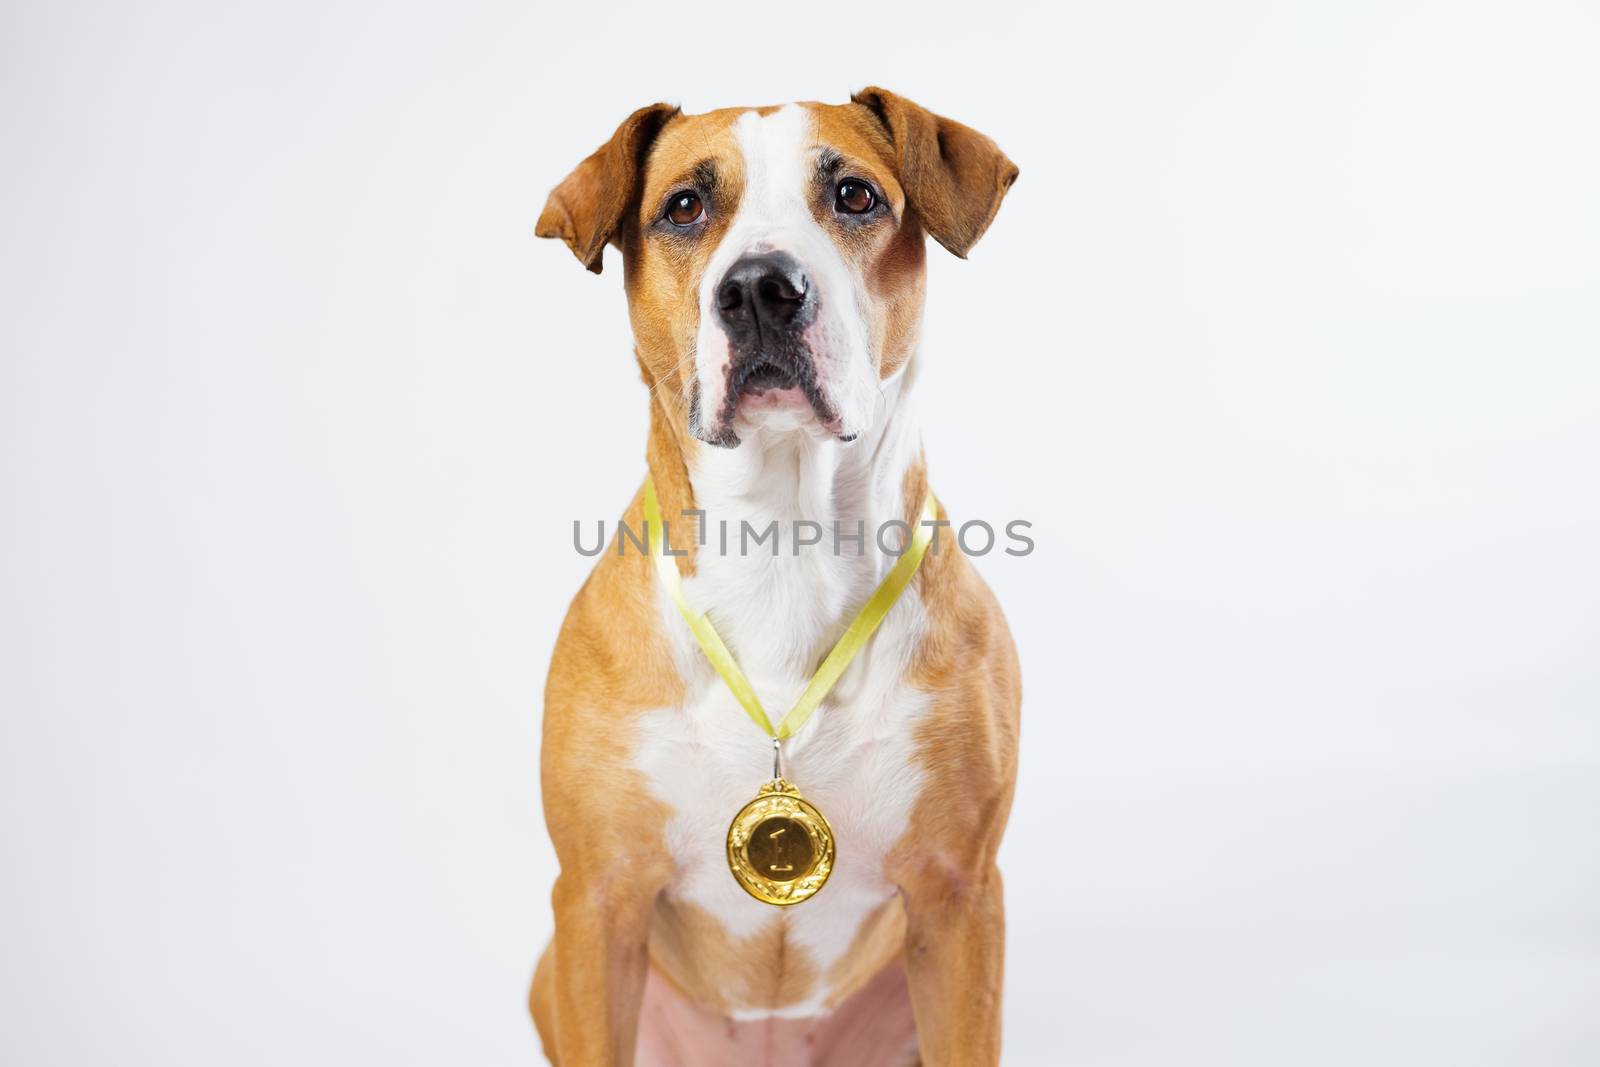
[697,250,840,446]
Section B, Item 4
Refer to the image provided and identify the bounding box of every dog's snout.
[716,253,811,338]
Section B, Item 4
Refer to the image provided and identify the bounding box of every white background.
[4,0,1597,1063]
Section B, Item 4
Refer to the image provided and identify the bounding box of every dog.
[530,88,1021,1067]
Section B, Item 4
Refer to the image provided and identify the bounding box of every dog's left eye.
[835,179,877,215]
[665,191,704,226]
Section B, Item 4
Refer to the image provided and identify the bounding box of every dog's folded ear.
[851,87,1018,259]
[537,103,679,274]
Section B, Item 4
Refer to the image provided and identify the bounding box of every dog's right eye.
[665,192,704,226]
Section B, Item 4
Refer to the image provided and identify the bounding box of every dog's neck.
[645,369,925,684]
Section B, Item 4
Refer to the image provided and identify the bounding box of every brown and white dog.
[530,88,1021,1067]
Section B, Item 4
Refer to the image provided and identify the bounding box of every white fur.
[635,107,930,1018]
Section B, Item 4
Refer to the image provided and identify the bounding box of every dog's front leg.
[899,862,1006,1066]
[545,858,666,1067]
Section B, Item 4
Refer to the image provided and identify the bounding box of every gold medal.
[726,777,834,906]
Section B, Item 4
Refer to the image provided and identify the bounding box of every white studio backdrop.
[3,0,1597,1063]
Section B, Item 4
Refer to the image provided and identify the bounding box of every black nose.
[716,253,812,340]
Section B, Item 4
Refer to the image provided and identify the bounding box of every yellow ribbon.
[641,477,938,741]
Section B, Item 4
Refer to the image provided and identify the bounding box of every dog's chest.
[631,548,931,1014]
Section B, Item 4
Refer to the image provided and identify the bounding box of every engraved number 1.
[767,826,793,872]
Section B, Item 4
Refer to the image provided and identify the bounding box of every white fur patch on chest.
[632,606,929,1016]
[631,423,930,1015]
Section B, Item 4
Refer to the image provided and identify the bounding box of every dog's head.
[537,89,1017,448]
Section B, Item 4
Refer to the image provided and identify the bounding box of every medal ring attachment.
[725,780,835,906]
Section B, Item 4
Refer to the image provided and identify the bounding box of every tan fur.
[890,464,1022,1065]
[532,90,1019,1066]
[851,87,1020,260]
[647,896,823,1014]
[823,894,910,1006]
[625,106,748,418]
[536,103,680,274]
[537,485,680,1065]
